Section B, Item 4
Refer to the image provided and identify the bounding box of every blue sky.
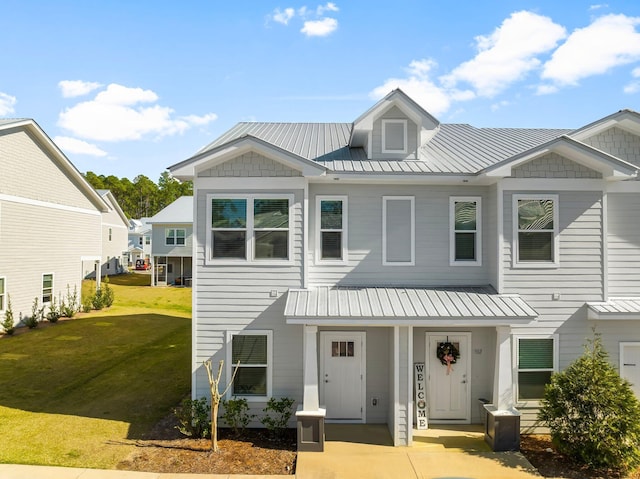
[2,0,640,180]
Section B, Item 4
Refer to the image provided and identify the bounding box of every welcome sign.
[414,363,427,429]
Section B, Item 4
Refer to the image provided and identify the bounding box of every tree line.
[83,171,192,219]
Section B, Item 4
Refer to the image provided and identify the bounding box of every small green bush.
[221,397,255,435]
[46,298,60,323]
[1,295,15,335]
[539,333,640,471]
[92,288,104,310]
[82,297,92,313]
[102,276,115,307]
[62,285,78,317]
[260,397,295,438]
[23,297,43,329]
[174,397,211,439]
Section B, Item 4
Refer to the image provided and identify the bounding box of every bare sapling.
[203,359,239,452]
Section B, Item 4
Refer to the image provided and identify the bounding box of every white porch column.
[95,261,101,290]
[302,324,320,411]
[493,326,515,411]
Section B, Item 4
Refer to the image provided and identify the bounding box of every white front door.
[320,332,365,421]
[621,342,640,398]
[427,332,471,422]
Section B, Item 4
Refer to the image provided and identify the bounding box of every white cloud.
[0,92,17,116]
[535,84,560,95]
[624,66,640,93]
[371,59,474,117]
[442,11,566,97]
[491,100,511,112]
[54,136,108,157]
[58,83,217,142]
[589,4,608,10]
[317,2,338,15]
[58,80,102,98]
[301,17,338,37]
[542,14,640,86]
[272,7,295,25]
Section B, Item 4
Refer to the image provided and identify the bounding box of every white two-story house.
[169,89,640,450]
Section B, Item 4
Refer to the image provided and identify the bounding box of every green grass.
[0,274,191,469]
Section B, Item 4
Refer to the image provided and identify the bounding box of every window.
[514,195,559,265]
[139,237,143,246]
[383,196,415,265]
[42,273,53,304]
[517,336,557,401]
[450,197,481,265]
[0,277,5,311]
[208,195,292,263]
[145,235,150,245]
[382,119,408,154]
[107,257,110,270]
[108,228,112,241]
[316,196,347,262]
[227,331,272,399]
[166,228,186,246]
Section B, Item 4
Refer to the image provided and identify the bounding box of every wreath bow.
[437,341,460,375]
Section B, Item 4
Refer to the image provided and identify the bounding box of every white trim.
[381,119,408,154]
[602,192,608,301]
[42,272,54,305]
[406,326,413,446]
[0,276,6,313]
[315,195,348,265]
[512,194,559,268]
[449,196,482,266]
[286,317,533,327]
[620,342,640,385]
[497,181,504,293]
[0,193,102,216]
[225,330,273,402]
[165,227,187,247]
[101,222,128,229]
[382,196,415,266]
[303,182,309,288]
[607,181,640,193]
[393,326,400,444]
[513,333,559,407]
[206,194,294,266]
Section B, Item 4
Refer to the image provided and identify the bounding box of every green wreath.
[437,341,460,366]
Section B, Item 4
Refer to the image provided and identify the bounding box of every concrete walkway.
[0,425,541,479]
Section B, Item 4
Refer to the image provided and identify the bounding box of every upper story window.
[516,336,557,401]
[145,235,151,245]
[166,228,186,246]
[139,237,143,246]
[383,196,415,266]
[0,277,6,311]
[316,196,347,263]
[382,119,408,154]
[513,195,559,267]
[42,273,53,304]
[450,197,481,266]
[208,195,292,263]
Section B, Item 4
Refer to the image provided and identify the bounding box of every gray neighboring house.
[0,119,108,323]
[94,189,129,277]
[148,196,193,286]
[169,89,640,450]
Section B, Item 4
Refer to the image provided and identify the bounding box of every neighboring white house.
[169,89,640,450]
[148,196,193,286]
[0,119,107,323]
[128,217,152,267]
[94,189,129,277]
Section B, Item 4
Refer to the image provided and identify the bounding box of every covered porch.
[285,286,537,451]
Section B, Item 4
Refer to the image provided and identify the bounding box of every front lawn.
[0,275,191,469]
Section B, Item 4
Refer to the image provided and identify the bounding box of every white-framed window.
[42,273,53,304]
[166,228,186,246]
[383,196,415,266]
[450,197,481,266]
[108,228,112,241]
[381,119,408,154]
[207,194,293,264]
[0,277,6,312]
[226,330,273,400]
[515,335,558,402]
[145,235,151,245]
[513,194,559,267]
[316,196,348,263]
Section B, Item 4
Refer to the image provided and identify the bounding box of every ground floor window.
[516,336,557,400]
[0,277,5,311]
[42,273,53,304]
[228,330,272,399]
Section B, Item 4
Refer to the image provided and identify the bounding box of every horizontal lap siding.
[193,188,304,405]
[608,193,640,296]
[152,224,193,257]
[308,184,492,287]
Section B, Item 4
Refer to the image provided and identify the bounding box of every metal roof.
[285,286,537,325]
[148,196,193,224]
[587,298,640,320]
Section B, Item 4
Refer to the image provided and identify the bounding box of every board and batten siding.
[151,224,194,257]
[0,128,97,210]
[607,193,640,296]
[308,183,491,287]
[0,199,101,321]
[192,187,305,414]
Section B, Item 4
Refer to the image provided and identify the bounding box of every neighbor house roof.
[285,286,537,326]
[148,196,193,224]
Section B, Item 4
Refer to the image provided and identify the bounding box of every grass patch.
[0,274,191,469]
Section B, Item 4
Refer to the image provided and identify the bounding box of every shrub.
[46,297,60,323]
[260,397,295,438]
[539,333,640,471]
[1,295,15,335]
[92,288,104,310]
[82,297,92,313]
[23,297,43,329]
[174,397,211,439]
[62,285,78,318]
[102,276,115,307]
[221,397,255,435]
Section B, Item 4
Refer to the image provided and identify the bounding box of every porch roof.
[285,286,537,326]
[587,298,640,320]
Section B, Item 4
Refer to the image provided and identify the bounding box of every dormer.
[350,89,440,160]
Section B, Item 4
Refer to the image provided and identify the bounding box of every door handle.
[325,379,329,383]
[624,363,637,366]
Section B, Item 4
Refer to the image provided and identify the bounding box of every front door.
[621,342,640,398]
[427,332,471,422]
[320,332,365,421]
